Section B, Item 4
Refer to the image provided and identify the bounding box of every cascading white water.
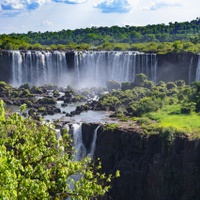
[11,51,23,86]
[195,54,200,82]
[70,123,100,160]
[66,123,100,200]
[9,50,157,87]
[71,123,86,161]
[74,51,157,87]
[88,125,100,159]
[10,50,68,86]
[189,56,194,84]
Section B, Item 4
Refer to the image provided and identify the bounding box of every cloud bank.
[0,0,50,16]
[0,0,134,16]
[0,0,89,17]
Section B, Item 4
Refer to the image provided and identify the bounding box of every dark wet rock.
[64,97,73,103]
[44,106,61,115]
[65,113,72,117]
[30,86,43,94]
[3,99,13,105]
[19,83,30,90]
[37,97,57,105]
[47,110,54,115]
[61,103,68,107]
[54,123,63,129]
[28,108,37,117]
[70,110,81,116]
[81,123,200,200]
[22,112,28,117]
[53,90,60,97]
[65,90,74,98]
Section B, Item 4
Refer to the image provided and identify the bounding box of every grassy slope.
[144,104,200,137]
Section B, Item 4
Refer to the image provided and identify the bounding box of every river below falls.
[5,101,118,124]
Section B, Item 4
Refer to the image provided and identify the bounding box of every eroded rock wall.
[0,51,12,83]
[82,123,200,200]
[157,52,199,83]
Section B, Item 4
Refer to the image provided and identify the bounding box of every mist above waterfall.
[9,50,158,88]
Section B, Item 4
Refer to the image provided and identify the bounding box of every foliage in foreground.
[0,100,118,199]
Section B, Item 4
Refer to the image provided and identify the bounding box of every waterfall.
[8,50,157,87]
[152,54,157,84]
[71,123,86,161]
[195,55,200,82]
[88,125,100,159]
[11,51,23,86]
[189,56,194,84]
[74,51,157,87]
[66,123,100,200]
[10,50,68,86]
[70,123,101,160]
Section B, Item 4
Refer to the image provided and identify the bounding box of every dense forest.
[0,18,200,53]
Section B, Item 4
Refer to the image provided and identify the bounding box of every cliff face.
[0,51,12,83]
[157,53,199,83]
[82,123,200,200]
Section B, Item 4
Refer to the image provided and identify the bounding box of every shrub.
[104,123,120,132]
[156,81,166,87]
[143,80,154,89]
[132,73,147,87]
[175,80,185,87]
[166,82,177,90]
[121,82,131,91]
[160,126,176,145]
[181,102,196,114]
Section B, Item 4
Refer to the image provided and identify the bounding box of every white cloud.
[0,0,88,16]
[53,0,87,4]
[143,0,182,11]
[95,0,132,13]
[0,0,50,15]
[36,19,54,27]
[1,0,24,10]
[0,0,199,34]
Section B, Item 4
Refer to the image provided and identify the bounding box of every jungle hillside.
[0,18,200,53]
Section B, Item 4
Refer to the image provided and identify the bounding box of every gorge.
[1,50,200,200]
[62,121,200,200]
[81,123,200,200]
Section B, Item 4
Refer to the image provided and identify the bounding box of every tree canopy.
[0,100,118,199]
[0,18,200,53]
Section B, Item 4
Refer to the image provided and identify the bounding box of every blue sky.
[0,0,199,34]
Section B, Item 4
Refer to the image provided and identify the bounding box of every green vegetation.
[95,73,200,139]
[0,100,119,199]
[0,18,200,53]
[145,105,200,136]
[103,123,120,132]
